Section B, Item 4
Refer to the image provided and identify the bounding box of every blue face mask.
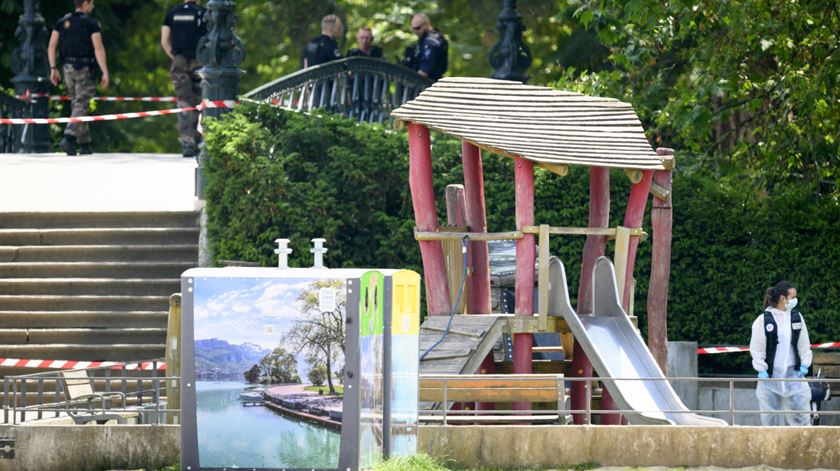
[785,297,798,311]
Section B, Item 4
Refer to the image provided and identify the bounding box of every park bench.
[418,374,571,424]
[813,350,840,397]
[61,369,127,424]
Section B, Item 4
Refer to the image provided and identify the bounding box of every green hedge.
[204,104,840,373]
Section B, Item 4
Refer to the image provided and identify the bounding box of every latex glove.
[797,365,809,378]
[757,371,769,379]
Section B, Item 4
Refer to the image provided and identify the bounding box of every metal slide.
[549,256,727,425]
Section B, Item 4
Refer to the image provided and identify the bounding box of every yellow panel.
[392,270,421,335]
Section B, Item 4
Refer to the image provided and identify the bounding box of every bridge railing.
[0,92,27,153]
[243,57,433,124]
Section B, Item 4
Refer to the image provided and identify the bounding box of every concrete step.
[0,211,198,229]
[0,328,166,345]
[0,344,165,362]
[0,311,168,329]
[0,279,180,296]
[0,295,169,311]
[0,227,199,245]
[0,261,193,278]
[0,245,197,263]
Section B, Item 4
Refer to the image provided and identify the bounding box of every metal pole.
[196,0,245,198]
[489,0,532,83]
[11,0,50,153]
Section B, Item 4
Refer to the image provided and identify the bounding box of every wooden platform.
[419,315,505,374]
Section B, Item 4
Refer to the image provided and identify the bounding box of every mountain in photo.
[195,338,270,379]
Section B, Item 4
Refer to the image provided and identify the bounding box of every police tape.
[0,358,165,370]
[17,92,177,102]
[0,100,237,125]
[698,342,840,354]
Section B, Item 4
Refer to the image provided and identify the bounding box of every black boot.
[78,143,93,155]
[182,146,198,158]
[59,135,77,156]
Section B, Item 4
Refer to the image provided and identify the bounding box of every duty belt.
[62,57,95,66]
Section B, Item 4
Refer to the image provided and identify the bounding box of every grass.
[304,384,344,395]
[376,454,452,470]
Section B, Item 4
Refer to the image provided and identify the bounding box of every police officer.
[161,0,207,158]
[347,27,383,59]
[47,0,110,156]
[403,13,448,81]
[303,15,343,68]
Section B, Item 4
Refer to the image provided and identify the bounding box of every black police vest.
[57,12,96,59]
[763,308,803,377]
[167,3,206,58]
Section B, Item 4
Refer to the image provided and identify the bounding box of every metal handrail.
[2,359,175,425]
[242,57,432,124]
[421,374,840,426]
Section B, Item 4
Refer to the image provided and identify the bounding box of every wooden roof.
[392,77,666,170]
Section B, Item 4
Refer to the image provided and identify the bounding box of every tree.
[244,364,261,384]
[283,279,346,394]
[308,363,327,388]
[258,346,300,384]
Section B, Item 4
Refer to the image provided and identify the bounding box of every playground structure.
[391,77,712,424]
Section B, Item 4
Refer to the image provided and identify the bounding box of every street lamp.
[11,0,50,153]
[488,0,533,83]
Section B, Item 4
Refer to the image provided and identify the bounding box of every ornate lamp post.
[488,0,532,83]
[195,0,245,197]
[11,0,50,153]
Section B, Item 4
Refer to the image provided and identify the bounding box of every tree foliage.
[244,364,261,384]
[258,346,299,384]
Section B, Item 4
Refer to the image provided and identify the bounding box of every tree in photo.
[308,362,327,388]
[244,364,261,384]
[284,280,345,394]
[259,346,300,384]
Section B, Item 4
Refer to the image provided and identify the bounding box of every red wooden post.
[647,148,674,372]
[572,166,610,424]
[599,168,654,425]
[407,123,452,316]
[513,157,534,411]
[461,142,492,314]
[462,142,495,411]
[621,169,654,310]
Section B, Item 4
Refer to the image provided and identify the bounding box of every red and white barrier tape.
[698,342,840,354]
[17,93,177,102]
[0,358,165,370]
[0,99,236,125]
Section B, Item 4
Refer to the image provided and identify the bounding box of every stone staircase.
[0,211,198,378]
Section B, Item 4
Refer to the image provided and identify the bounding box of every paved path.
[0,153,197,212]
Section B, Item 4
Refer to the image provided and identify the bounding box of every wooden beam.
[408,123,452,316]
[624,168,644,184]
[647,147,675,372]
[572,166,608,425]
[445,185,468,315]
[461,142,492,315]
[536,162,569,176]
[415,230,523,241]
[514,156,535,411]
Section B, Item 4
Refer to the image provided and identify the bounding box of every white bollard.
[310,238,328,268]
[274,238,292,269]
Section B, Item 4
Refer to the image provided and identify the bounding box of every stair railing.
[242,57,433,124]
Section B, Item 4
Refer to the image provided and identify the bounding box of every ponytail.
[764,281,794,309]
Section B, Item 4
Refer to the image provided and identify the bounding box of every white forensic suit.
[749,307,813,426]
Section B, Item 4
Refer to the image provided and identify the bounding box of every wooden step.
[0,227,199,245]
[0,211,198,229]
[0,344,165,362]
[0,245,197,263]
[0,311,168,329]
[0,262,193,278]
[0,295,169,311]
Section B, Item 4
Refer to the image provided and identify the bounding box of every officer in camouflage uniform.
[47,0,110,155]
[161,0,207,157]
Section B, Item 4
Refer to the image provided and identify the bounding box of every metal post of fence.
[20,380,27,424]
[36,378,43,421]
[584,380,591,425]
[442,380,448,426]
[729,379,735,425]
